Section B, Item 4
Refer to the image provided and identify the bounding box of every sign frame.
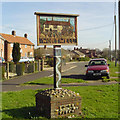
[34,12,79,46]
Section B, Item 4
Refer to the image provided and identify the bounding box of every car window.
[89,60,106,66]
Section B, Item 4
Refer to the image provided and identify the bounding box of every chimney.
[24,33,27,38]
[12,30,16,36]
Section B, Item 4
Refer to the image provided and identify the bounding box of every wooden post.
[38,59,41,72]
[34,61,35,73]
[41,58,44,71]
[6,62,9,79]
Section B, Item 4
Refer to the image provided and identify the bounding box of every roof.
[34,12,79,17]
[90,58,107,61]
[44,21,70,26]
[72,50,85,56]
[0,33,34,45]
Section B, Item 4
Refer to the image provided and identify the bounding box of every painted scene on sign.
[39,16,77,44]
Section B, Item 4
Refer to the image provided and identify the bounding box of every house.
[0,35,5,58]
[72,50,85,58]
[0,31,34,61]
[34,47,76,61]
[74,47,98,58]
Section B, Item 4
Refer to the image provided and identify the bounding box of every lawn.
[108,61,119,77]
[2,84,118,119]
[22,77,86,86]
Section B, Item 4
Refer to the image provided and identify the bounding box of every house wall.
[20,44,34,58]
[7,43,34,61]
[0,38,4,58]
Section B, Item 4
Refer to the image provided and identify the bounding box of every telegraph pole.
[118,0,120,115]
[114,1,117,66]
[118,0,120,64]
[109,40,111,61]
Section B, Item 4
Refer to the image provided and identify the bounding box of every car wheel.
[107,75,110,79]
[86,75,90,80]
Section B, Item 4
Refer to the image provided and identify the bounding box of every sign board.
[34,12,79,46]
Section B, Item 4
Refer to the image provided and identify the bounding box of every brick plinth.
[35,88,82,118]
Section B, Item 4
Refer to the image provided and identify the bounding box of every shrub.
[16,63,23,76]
[21,62,25,73]
[9,62,16,73]
[35,62,38,71]
[12,43,21,64]
[27,63,34,73]
[2,66,5,79]
[78,57,90,61]
[47,58,54,67]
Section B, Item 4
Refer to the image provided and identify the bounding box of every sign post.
[34,12,79,88]
[35,12,81,119]
[53,45,61,88]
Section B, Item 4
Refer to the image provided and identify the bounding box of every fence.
[1,59,44,80]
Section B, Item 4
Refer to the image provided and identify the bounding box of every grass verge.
[2,84,118,119]
[22,77,86,86]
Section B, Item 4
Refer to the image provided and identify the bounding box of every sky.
[1,0,119,50]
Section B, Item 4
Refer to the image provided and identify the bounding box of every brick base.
[35,88,82,118]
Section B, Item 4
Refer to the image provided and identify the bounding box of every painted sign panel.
[35,13,79,46]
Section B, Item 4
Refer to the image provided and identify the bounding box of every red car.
[85,58,110,79]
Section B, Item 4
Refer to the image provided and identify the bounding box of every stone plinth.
[35,88,82,118]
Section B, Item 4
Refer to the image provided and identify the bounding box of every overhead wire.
[78,23,113,32]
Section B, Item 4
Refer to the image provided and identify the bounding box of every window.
[20,49,22,53]
[25,53,27,57]
[45,29,49,32]
[31,45,32,49]
[11,53,12,59]
[45,24,49,28]
[11,43,13,47]
[54,25,57,28]
[30,52,32,55]
[25,45,27,48]
[20,44,21,48]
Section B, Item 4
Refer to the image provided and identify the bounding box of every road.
[1,61,118,92]
[62,61,87,79]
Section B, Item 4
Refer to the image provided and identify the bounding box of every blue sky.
[1,1,119,50]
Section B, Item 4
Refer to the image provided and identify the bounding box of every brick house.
[74,47,97,58]
[0,31,34,61]
[0,35,5,58]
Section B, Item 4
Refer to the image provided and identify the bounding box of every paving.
[1,62,118,92]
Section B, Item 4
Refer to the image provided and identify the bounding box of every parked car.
[85,58,110,79]
[19,57,34,63]
[0,57,5,63]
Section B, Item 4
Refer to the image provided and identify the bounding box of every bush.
[16,63,23,76]
[21,62,25,73]
[9,62,16,73]
[47,58,54,67]
[2,66,5,79]
[78,57,90,61]
[35,62,38,71]
[27,63,34,73]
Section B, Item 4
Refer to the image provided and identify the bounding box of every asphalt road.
[1,61,118,92]
[62,61,87,79]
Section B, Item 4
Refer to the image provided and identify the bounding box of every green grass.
[108,61,119,77]
[2,84,118,119]
[22,77,86,86]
